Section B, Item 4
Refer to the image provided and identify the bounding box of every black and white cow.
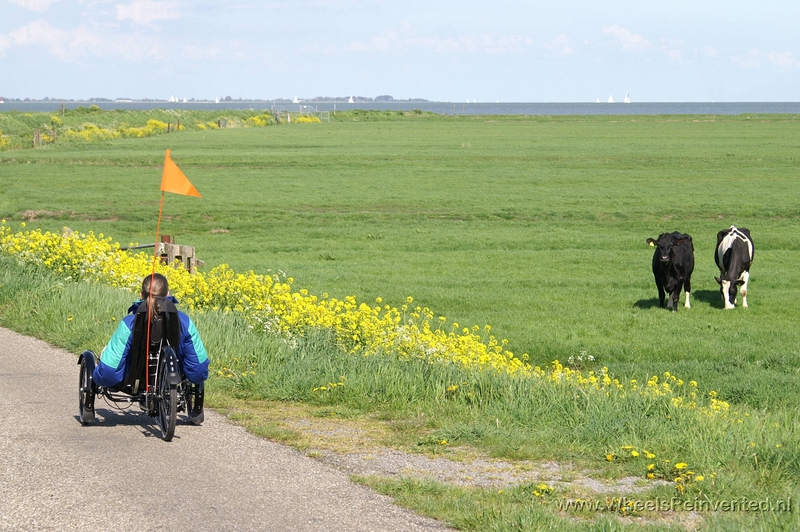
[646,232,695,311]
[714,226,754,309]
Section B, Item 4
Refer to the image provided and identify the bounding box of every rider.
[93,273,209,418]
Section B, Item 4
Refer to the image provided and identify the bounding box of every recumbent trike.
[77,297,204,442]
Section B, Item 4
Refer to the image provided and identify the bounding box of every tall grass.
[2,113,800,407]
[1,255,797,530]
[2,111,800,529]
[0,106,288,149]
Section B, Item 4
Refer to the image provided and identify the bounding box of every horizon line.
[2,98,800,104]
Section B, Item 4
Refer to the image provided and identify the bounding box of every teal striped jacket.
[93,296,209,386]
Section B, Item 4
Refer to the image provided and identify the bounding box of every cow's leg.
[657,282,666,308]
[721,280,735,309]
[669,290,679,312]
[740,271,750,308]
[683,277,692,309]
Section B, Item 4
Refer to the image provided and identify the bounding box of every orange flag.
[161,149,201,197]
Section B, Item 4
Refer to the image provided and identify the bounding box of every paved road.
[0,327,452,532]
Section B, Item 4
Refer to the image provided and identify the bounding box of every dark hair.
[142,273,169,321]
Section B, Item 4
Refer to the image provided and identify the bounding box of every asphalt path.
[0,327,452,532]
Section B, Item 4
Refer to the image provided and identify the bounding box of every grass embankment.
[0,105,439,150]
[2,257,796,531]
[0,106,280,149]
[1,110,799,530]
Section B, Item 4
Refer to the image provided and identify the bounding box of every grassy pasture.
[2,113,800,406]
[2,111,800,530]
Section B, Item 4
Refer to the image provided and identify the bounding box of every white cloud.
[603,25,650,51]
[344,23,533,55]
[347,28,400,53]
[658,38,685,61]
[731,49,761,69]
[6,0,60,12]
[731,49,799,70]
[3,19,165,61]
[182,44,221,61]
[545,33,576,56]
[7,20,76,59]
[0,35,10,56]
[702,47,718,58]
[768,51,799,69]
[116,0,179,25]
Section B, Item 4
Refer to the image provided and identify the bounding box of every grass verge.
[1,255,797,531]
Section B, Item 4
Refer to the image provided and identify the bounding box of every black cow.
[714,226,754,309]
[646,232,695,311]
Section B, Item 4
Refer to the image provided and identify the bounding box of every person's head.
[141,273,169,299]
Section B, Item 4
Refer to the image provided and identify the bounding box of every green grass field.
[2,111,799,530]
[3,113,800,403]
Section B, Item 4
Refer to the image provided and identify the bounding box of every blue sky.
[2,0,799,102]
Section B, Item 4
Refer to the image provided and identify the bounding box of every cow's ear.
[714,277,722,285]
[674,239,683,246]
[646,238,656,246]
[736,279,745,286]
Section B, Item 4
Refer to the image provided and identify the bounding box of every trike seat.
[119,297,182,395]
[78,296,204,441]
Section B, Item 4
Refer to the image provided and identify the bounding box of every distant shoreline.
[0,97,430,104]
[2,98,798,104]
[2,100,800,116]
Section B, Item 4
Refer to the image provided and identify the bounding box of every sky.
[1,0,799,103]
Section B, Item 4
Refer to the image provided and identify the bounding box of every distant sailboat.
[183,98,187,103]
[214,97,219,103]
[293,96,299,103]
[623,92,631,103]
[348,96,354,103]
[608,94,615,103]
[596,97,601,103]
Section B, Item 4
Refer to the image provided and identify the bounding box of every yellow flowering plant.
[0,221,529,375]
[0,221,733,421]
[609,445,711,492]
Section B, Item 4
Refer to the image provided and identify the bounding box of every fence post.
[33,129,40,148]
[52,126,57,143]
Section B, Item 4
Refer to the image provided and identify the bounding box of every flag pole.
[145,190,166,392]
[152,190,166,273]
[146,149,199,393]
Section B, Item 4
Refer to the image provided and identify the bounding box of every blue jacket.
[94,296,209,387]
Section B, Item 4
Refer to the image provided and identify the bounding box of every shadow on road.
[72,407,194,439]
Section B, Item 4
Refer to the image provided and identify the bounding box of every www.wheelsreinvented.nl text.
[556,497,793,513]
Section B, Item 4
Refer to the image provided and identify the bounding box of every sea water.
[3,100,800,115]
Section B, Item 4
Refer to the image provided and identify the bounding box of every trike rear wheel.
[78,358,95,424]
[157,358,177,441]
